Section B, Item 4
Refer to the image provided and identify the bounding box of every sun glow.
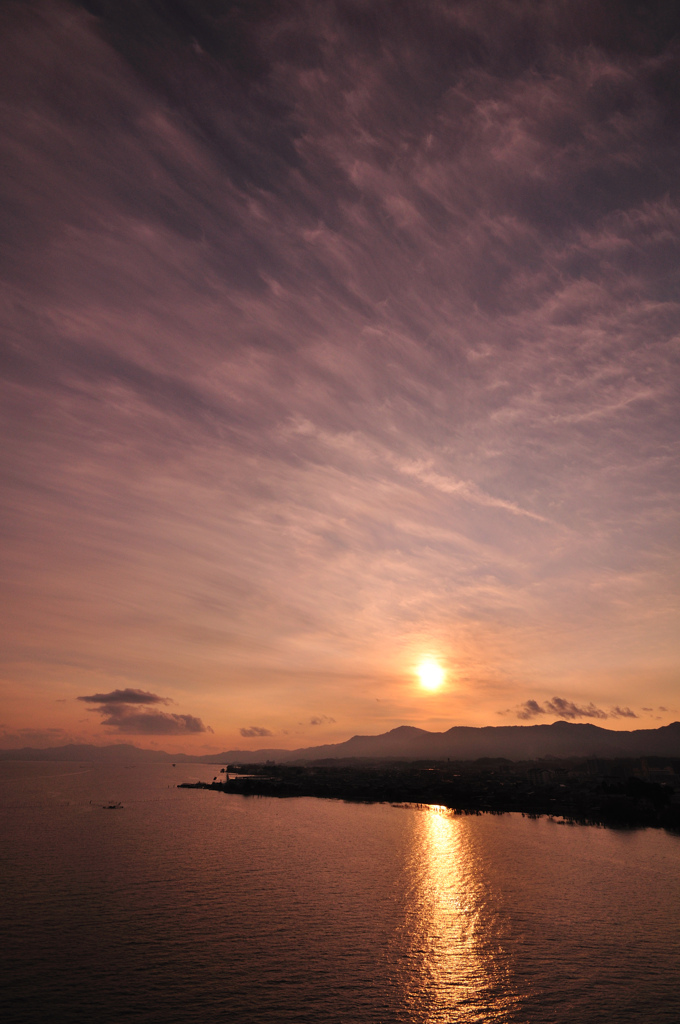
[417,660,446,692]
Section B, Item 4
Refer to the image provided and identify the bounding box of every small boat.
[103,801,123,810]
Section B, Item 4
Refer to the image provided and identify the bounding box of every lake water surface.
[2,761,679,1023]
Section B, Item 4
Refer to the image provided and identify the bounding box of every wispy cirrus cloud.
[1,1,679,744]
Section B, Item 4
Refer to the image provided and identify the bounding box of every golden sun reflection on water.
[400,806,522,1023]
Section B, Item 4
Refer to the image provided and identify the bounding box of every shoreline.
[179,757,680,833]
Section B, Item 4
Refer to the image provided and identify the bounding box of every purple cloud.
[516,698,637,721]
[78,688,171,705]
[240,726,273,738]
[545,698,609,721]
[96,707,211,735]
[77,690,211,735]
[609,706,638,719]
[516,700,544,720]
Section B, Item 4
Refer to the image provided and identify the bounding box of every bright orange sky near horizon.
[1,2,679,752]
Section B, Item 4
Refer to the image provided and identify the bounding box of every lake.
[2,761,679,1023]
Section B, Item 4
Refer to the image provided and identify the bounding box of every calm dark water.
[2,762,679,1024]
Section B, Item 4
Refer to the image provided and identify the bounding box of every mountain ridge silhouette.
[2,721,679,763]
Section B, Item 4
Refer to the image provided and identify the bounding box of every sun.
[416,660,446,692]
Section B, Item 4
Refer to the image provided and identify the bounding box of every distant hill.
[0,743,204,763]
[2,721,679,763]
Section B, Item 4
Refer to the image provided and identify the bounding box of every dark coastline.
[179,757,680,833]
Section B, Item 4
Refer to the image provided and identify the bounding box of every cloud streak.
[77,688,171,706]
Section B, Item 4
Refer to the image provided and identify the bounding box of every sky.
[1,0,679,752]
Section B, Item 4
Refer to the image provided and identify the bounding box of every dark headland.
[180,755,680,832]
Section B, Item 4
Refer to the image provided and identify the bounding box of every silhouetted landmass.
[180,757,680,832]
[2,721,680,762]
[0,743,203,762]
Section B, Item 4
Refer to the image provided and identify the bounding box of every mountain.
[2,721,679,763]
[281,721,680,762]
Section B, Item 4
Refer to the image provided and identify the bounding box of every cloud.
[2,1,679,739]
[609,706,637,719]
[515,699,544,720]
[515,697,638,721]
[545,698,609,720]
[309,715,336,726]
[239,726,273,738]
[97,708,211,735]
[77,688,171,705]
[77,690,211,734]
[394,460,549,522]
